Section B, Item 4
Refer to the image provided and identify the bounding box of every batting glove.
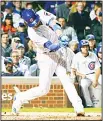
[59,35,70,43]
[59,40,68,47]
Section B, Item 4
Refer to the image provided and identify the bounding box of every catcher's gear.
[22,9,40,27]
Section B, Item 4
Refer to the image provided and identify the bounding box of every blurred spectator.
[13,1,24,16]
[25,39,39,76]
[1,1,6,11]
[58,17,78,42]
[44,1,64,15]
[2,56,6,72]
[2,57,24,76]
[91,12,102,44]
[26,2,33,9]
[69,1,90,17]
[1,14,16,34]
[83,1,90,13]
[16,43,31,68]
[13,13,22,28]
[1,11,4,22]
[1,32,12,57]
[69,2,91,41]
[69,2,77,15]
[2,1,14,22]
[14,19,28,49]
[25,39,37,65]
[86,34,96,53]
[69,41,79,54]
[56,1,72,22]
[11,37,21,51]
[90,3,102,21]
[96,45,102,74]
[11,50,30,76]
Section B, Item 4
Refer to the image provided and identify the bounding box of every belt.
[86,72,95,75]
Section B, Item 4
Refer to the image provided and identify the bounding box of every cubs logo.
[30,18,34,22]
[88,61,95,70]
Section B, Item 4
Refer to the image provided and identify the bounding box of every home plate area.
[2,112,102,120]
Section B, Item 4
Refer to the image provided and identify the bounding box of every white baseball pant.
[16,53,84,113]
[80,74,101,106]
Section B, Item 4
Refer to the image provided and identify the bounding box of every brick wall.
[1,77,79,108]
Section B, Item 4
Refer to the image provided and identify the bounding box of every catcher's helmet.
[4,57,13,65]
[79,39,89,48]
[22,9,40,27]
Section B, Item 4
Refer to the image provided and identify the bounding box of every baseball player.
[12,9,84,116]
[71,39,101,107]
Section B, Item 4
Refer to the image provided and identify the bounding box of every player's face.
[88,40,95,48]
[81,45,89,55]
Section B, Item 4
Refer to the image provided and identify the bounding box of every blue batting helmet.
[79,39,89,48]
[22,9,40,27]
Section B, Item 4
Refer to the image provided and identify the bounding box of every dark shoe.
[77,112,85,116]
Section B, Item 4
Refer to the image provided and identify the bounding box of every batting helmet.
[22,9,40,27]
[4,57,13,65]
[79,39,89,48]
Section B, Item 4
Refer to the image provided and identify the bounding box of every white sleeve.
[71,54,78,70]
[37,9,56,25]
[28,27,48,47]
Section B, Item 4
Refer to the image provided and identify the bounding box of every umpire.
[2,57,24,76]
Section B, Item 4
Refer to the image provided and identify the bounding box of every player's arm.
[95,67,101,83]
[75,71,86,79]
[92,54,101,87]
[37,9,63,38]
[28,27,66,52]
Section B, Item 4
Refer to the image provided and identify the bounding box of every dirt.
[1,112,102,120]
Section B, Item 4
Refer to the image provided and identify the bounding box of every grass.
[1,108,101,113]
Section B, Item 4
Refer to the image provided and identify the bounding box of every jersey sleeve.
[71,54,78,71]
[28,27,48,47]
[37,9,56,25]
